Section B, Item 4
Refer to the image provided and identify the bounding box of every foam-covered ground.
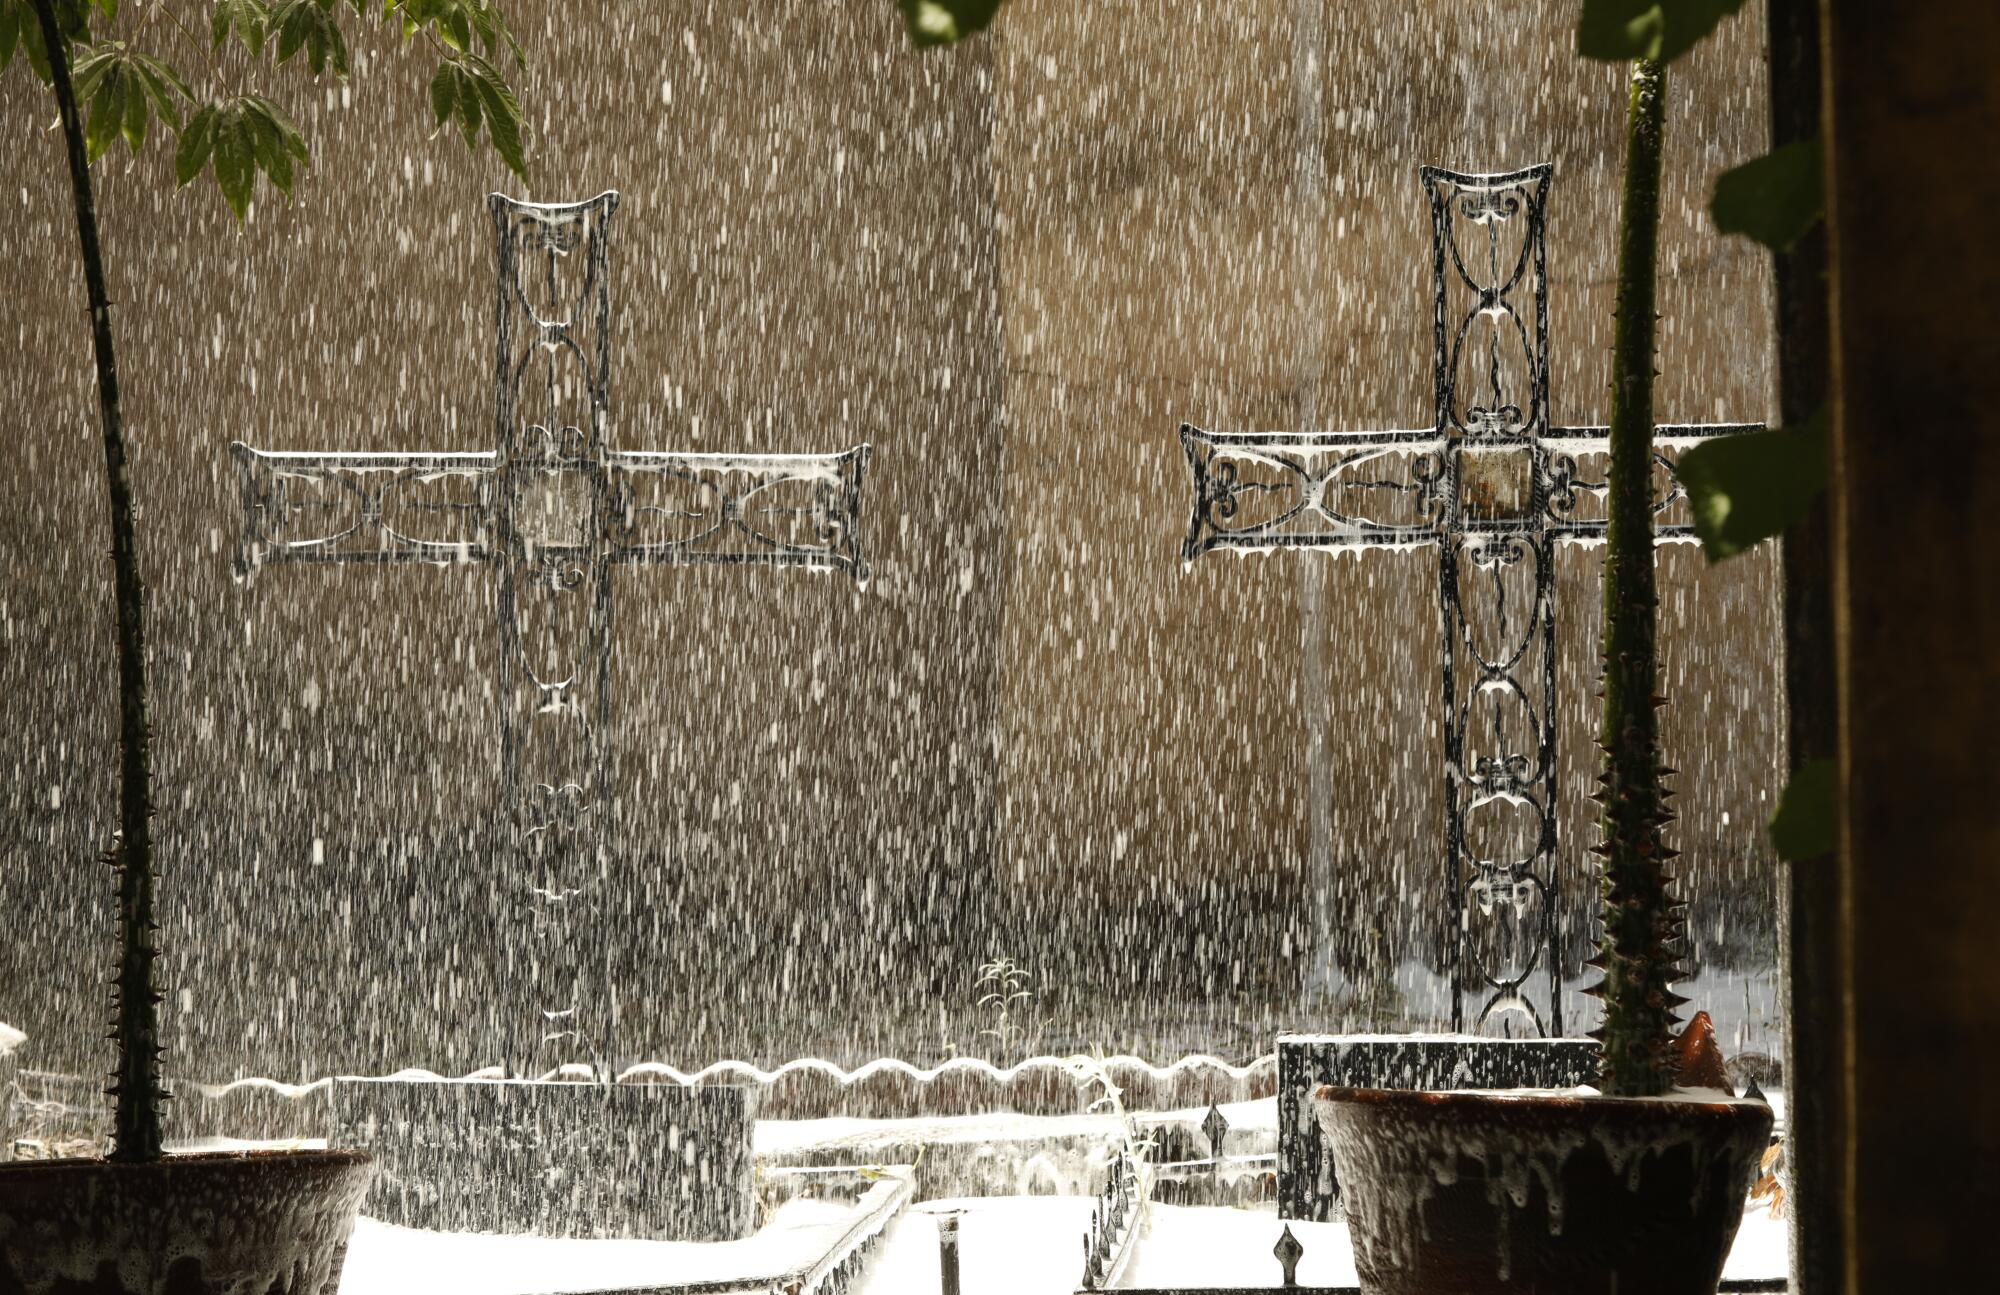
[338,1192,1789,1293]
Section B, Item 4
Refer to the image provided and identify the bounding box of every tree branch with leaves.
[4,1,529,220]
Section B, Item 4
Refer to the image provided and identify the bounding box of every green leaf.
[57,45,192,153]
[1711,138,1823,253]
[463,51,525,179]
[132,53,194,131]
[1770,758,1836,862]
[212,109,258,220]
[18,0,92,86]
[273,1,308,65]
[326,16,349,74]
[121,66,149,150]
[138,53,194,102]
[271,0,347,75]
[212,0,269,57]
[440,8,470,52]
[465,1,494,49]
[427,58,455,126]
[1676,409,1828,561]
[176,104,219,186]
[452,62,482,147]
[898,0,1003,49]
[84,67,127,163]
[1,6,22,74]
[496,9,524,67]
[21,14,51,83]
[70,45,116,101]
[1576,0,1748,64]
[239,94,308,204]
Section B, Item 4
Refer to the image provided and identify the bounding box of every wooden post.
[1767,0,1840,1288]
[1823,3,2000,1288]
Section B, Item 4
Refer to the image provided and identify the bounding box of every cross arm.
[1542,422,1762,542]
[228,441,499,580]
[1179,423,1447,561]
[606,444,871,580]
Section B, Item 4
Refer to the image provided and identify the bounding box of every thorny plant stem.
[1593,57,1682,1099]
[28,0,167,1162]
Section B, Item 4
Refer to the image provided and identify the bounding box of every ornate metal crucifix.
[231,192,870,1076]
[1179,164,1757,1039]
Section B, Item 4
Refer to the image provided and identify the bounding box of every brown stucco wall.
[0,1,1781,1082]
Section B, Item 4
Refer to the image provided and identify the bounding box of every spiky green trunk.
[28,0,167,1162]
[1592,57,1683,1099]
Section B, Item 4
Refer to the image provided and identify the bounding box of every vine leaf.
[1576,0,1749,64]
[1770,758,1836,862]
[898,0,1002,49]
[1676,409,1827,562]
[1711,138,1823,252]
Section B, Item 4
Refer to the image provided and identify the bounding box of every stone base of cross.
[1179,164,1757,1039]
[231,191,869,1078]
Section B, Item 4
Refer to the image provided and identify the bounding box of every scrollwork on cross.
[522,781,594,844]
[1470,752,1534,795]
[1458,188,1523,224]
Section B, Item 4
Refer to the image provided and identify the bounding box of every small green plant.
[975,957,1034,1063]
[1064,1048,1157,1169]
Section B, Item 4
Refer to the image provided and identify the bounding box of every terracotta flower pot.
[1315,1085,1771,1295]
[0,1149,374,1295]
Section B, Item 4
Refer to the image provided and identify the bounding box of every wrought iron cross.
[230,192,870,1075]
[1179,164,1756,1039]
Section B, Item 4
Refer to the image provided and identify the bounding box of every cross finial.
[1274,1224,1305,1287]
[1201,1102,1229,1159]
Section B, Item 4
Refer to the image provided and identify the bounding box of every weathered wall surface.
[986,0,1782,1048]
[0,1,1781,1082]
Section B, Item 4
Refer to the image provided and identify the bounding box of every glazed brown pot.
[0,1149,374,1295]
[1315,1085,1771,1295]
